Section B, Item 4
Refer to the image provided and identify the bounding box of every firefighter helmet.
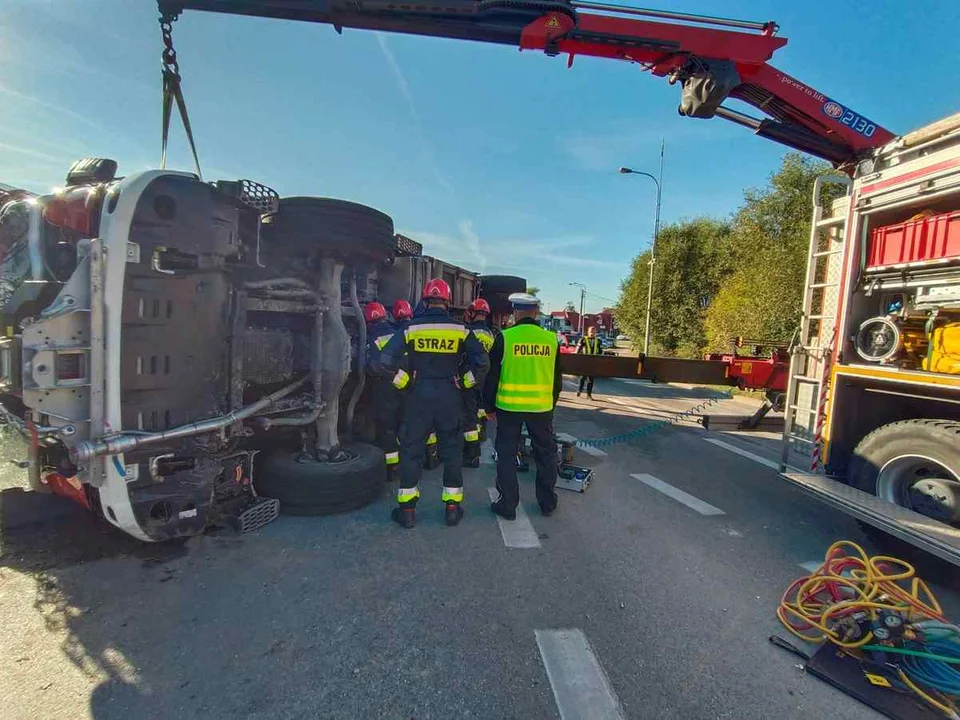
[422,278,452,302]
[392,299,413,320]
[363,301,387,323]
[468,298,491,315]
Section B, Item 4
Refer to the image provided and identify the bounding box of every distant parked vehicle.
[616,334,630,341]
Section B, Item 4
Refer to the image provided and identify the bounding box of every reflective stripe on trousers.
[385,450,400,466]
[463,428,480,442]
[442,486,464,503]
[397,485,420,504]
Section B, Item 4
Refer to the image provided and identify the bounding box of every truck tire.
[480,275,526,295]
[261,198,395,261]
[253,442,385,515]
[483,292,514,315]
[847,419,960,567]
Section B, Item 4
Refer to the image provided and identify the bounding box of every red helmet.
[468,298,490,315]
[363,301,387,324]
[392,299,413,320]
[422,278,452,302]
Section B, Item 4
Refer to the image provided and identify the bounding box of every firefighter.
[364,301,403,478]
[461,298,495,467]
[396,299,442,467]
[486,293,562,519]
[380,279,489,528]
[576,325,602,400]
[392,299,413,327]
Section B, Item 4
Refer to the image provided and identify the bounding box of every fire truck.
[2,1,958,562]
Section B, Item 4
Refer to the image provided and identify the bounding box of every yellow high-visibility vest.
[495,323,557,413]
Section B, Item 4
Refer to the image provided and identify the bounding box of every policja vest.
[495,323,559,413]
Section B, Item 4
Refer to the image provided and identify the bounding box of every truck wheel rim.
[877,454,960,523]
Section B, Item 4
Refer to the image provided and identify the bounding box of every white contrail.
[374,33,455,196]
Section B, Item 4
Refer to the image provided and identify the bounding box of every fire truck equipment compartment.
[924,323,960,374]
[867,211,960,271]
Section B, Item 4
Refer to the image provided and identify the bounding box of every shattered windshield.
[0,201,32,310]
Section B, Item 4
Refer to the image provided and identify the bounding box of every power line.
[584,290,617,304]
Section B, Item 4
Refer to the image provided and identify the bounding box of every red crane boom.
[158,0,894,167]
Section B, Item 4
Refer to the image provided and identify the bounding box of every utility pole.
[569,282,586,333]
[619,138,664,356]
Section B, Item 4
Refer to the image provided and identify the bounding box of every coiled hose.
[575,390,732,449]
[778,540,960,718]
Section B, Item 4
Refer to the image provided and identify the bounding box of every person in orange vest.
[576,325,602,400]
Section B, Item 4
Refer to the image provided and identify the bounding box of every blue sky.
[2,1,958,313]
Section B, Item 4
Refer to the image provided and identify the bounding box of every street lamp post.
[619,139,664,356]
[568,282,586,334]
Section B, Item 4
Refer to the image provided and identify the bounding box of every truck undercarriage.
[0,166,421,540]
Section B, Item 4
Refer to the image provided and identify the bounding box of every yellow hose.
[777,540,957,717]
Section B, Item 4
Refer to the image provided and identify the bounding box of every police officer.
[461,298,495,468]
[576,325,602,400]
[364,302,403,477]
[485,293,562,519]
[380,279,489,528]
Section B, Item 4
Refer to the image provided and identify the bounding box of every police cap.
[508,292,541,308]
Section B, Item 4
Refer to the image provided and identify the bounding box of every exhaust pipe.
[71,375,309,463]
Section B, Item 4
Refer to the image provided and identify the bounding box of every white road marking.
[480,439,496,465]
[800,560,823,574]
[630,473,726,516]
[578,444,608,457]
[487,487,540,548]
[703,437,780,471]
[615,378,673,391]
[535,629,625,720]
[556,432,608,457]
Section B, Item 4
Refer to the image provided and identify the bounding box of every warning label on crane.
[545,16,561,28]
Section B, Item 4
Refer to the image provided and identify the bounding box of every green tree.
[703,153,837,350]
[526,286,540,296]
[564,301,576,312]
[615,218,732,357]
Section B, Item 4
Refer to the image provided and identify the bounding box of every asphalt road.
[1,378,959,720]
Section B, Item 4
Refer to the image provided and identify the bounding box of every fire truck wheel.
[848,419,960,525]
[253,442,386,515]
[261,197,395,262]
[479,275,527,295]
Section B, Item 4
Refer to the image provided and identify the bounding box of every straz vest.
[469,324,495,353]
[495,324,558,413]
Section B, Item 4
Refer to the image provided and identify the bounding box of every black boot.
[391,506,416,529]
[490,501,516,521]
[463,441,481,468]
[445,502,464,527]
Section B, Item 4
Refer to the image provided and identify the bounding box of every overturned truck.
[0,161,511,541]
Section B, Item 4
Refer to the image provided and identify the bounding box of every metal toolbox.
[556,464,593,493]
